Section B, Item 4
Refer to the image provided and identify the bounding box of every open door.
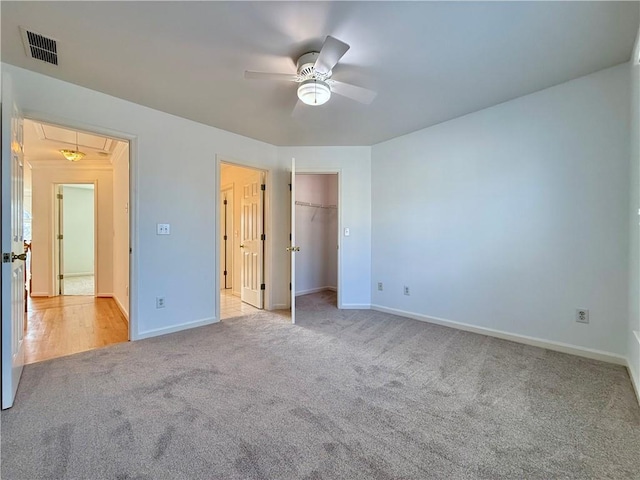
[2,74,26,409]
[288,158,298,324]
[240,171,264,308]
[56,185,65,295]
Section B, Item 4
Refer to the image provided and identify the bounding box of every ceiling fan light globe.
[297,79,331,106]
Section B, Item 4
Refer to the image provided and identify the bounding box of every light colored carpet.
[63,275,94,296]
[2,291,639,479]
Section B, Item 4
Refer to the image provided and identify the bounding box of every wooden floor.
[25,296,129,364]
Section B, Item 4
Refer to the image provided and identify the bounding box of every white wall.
[628,32,640,399]
[61,185,94,276]
[280,147,372,308]
[30,166,113,296]
[4,64,283,339]
[112,142,129,319]
[295,174,338,295]
[23,163,32,240]
[372,64,630,359]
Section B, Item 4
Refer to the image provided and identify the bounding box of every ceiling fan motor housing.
[297,52,331,80]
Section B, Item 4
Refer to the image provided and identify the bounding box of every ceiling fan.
[244,36,377,107]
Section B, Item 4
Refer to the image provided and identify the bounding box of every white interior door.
[240,171,263,308]
[2,74,26,409]
[220,188,233,290]
[57,185,65,295]
[290,158,297,324]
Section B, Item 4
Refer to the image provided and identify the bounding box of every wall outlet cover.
[576,309,589,324]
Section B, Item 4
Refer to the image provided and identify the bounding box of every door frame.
[294,168,343,309]
[52,182,98,296]
[22,112,137,341]
[215,156,272,320]
[220,184,234,291]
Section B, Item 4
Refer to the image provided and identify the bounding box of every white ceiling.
[2,2,638,146]
[23,119,125,167]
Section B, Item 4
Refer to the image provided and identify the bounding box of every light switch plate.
[344,227,350,237]
[157,223,170,235]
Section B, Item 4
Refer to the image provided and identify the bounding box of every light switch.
[157,223,170,235]
[344,227,350,237]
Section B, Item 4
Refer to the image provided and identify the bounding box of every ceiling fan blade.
[314,36,350,75]
[244,71,298,82]
[329,80,377,105]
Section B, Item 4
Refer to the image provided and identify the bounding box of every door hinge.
[129,248,132,254]
[223,235,228,240]
[57,234,63,240]
[260,234,266,241]
[223,270,227,276]
[223,199,227,205]
[260,283,266,290]
[289,282,292,291]
[261,184,266,191]
[57,193,63,200]
[59,274,64,280]
[2,253,10,263]
[289,233,292,241]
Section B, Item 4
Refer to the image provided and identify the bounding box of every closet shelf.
[295,201,337,209]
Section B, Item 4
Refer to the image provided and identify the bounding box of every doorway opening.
[294,173,339,314]
[23,119,131,364]
[219,162,267,320]
[54,183,95,296]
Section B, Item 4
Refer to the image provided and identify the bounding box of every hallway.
[25,296,128,364]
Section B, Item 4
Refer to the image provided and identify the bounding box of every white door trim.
[22,111,137,341]
[295,168,343,309]
[52,181,97,296]
[215,155,272,321]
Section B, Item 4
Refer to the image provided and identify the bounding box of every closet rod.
[295,201,337,209]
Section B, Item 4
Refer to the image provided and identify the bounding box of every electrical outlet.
[404,286,410,296]
[377,282,383,291]
[576,309,589,324]
[156,223,170,235]
[156,296,166,309]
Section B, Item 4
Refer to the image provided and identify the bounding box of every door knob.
[12,252,27,262]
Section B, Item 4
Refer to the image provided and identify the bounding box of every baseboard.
[29,292,49,297]
[64,272,94,278]
[630,332,640,406]
[628,360,640,407]
[96,293,112,298]
[370,304,626,366]
[340,303,371,310]
[296,286,337,296]
[113,295,129,322]
[135,317,219,341]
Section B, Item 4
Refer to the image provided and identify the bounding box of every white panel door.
[57,185,65,295]
[220,189,233,290]
[240,172,263,308]
[2,74,26,409]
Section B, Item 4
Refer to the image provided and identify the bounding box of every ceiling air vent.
[20,27,58,65]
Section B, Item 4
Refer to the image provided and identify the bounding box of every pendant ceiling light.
[60,131,85,162]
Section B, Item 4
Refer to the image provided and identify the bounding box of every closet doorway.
[294,173,339,310]
[219,162,266,319]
